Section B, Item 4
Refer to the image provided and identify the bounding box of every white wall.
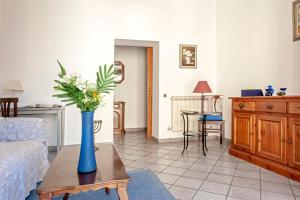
[0,0,218,143]
[217,0,300,139]
[114,46,147,129]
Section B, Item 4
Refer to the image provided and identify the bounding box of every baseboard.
[48,146,57,152]
[153,135,231,143]
[125,127,147,133]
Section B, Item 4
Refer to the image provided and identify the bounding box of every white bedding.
[0,141,49,200]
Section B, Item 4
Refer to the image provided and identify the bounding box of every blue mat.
[26,170,175,200]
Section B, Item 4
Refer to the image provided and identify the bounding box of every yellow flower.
[92,91,98,98]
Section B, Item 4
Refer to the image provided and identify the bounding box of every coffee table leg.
[63,193,69,200]
[117,184,128,200]
[105,187,110,194]
[39,193,52,200]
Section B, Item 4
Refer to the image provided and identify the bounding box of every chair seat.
[199,114,223,121]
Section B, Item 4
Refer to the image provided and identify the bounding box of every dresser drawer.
[233,102,255,111]
[255,101,286,113]
[289,102,300,114]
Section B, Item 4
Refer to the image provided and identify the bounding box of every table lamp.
[193,81,212,114]
[4,80,24,97]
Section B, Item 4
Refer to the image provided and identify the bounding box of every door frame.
[114,39,159,139]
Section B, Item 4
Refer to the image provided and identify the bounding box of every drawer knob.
[266,105,274,110]
[239,103,246,110]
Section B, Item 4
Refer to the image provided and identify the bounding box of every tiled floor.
[113,132,300,200]
[48,132,300,200]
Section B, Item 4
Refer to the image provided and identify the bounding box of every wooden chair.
[198,95,225,144]
[0,98,18,117]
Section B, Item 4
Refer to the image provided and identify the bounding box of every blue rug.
[26,170,175,200]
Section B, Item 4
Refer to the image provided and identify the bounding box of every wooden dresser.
[229,96,300,181]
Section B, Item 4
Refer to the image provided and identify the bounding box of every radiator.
[170,96,222,132]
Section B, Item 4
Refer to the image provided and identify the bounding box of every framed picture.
[179,44,197,68]
[293,0,300,41]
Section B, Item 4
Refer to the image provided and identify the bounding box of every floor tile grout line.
[260,164,262,200]
[288,177,297,199]
[226,154,239,199]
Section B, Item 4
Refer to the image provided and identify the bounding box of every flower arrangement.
[53,61,115,112]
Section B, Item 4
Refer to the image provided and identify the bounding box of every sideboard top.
[229,96,300,99]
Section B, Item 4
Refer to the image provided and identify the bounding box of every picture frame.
[179,44,197,69]
[293,0,300,41]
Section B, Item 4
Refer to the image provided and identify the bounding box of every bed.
[0,118,49,200]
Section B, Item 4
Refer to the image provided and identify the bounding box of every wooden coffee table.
[37,144,130,200]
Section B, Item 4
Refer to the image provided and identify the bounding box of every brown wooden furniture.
[0,97,18,117]
[229,96,300,181]
[37,144,130,200]
[114,101,126,135]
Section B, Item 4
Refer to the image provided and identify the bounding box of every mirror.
[114,61,125,84]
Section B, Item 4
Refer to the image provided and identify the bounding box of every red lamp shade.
[193,81,212,93]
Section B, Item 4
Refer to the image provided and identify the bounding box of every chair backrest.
[0,98,18,117]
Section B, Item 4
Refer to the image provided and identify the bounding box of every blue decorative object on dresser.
[277,88,287,96]
[241,89,263,97]
[265,85,275,96]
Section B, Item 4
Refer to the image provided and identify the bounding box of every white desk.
[17,106,65,151]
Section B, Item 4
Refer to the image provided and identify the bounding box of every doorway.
[113,39,159,139]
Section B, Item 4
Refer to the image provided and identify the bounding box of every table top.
[38,144,129,193]
[180,110,199,115]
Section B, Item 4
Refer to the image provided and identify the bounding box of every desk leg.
[117,184,129,200]
[39,193,52,200]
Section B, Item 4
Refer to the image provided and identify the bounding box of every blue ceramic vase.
[78,111,97,174]
[265,85,274,96]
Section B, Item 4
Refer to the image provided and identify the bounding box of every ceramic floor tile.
[227,197,243,200]
[158,173,180,184]
[174,177,203,189]
[163,166,187,176]
[192,191,226,200]
[114,132,300,200]
[236,162,260,171]
[189,163,213,172]
[229,185,260,200]
[261,191,295,200]
[152,159,175,166]
[261,171,289,184]
[183,169,209,180]
[212,166,236,176]
[147,163,168,172]
[200,181,230,195]
[232,176,260,190]
[169,185,197,200]
[171,161,194,168]
[235,169,260,179]
[128,161,150,168]
[215,161,237,169]
[261,181,293,195]
[206,173,233,185]
[292,185,300,196]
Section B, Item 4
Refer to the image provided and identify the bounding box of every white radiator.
[170,96,222,132]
